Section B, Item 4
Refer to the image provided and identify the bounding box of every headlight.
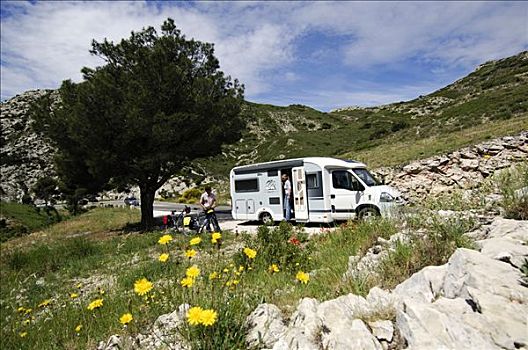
[380,192,394,202]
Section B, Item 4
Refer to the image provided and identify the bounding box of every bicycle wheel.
[174,214,184,233]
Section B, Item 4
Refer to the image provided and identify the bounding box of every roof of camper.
[231,157,367,174]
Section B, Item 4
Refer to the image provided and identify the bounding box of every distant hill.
[1,51,527,200]
[200,51,528,175]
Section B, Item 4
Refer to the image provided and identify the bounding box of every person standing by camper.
[282,174,292,221]
[200,186,220,232]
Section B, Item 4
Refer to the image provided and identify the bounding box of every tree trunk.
[140,186,156,230]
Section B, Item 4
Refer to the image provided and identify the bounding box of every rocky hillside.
[244,218,527,350]
[0,90,57,200]
[375,132,528,202]
[1,51,527,201]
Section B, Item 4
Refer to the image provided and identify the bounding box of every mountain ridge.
[1,51,527,201]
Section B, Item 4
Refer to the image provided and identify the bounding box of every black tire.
[260,212,273,225]
[358,207,380,220]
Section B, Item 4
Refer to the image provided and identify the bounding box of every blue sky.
[1,1,527,111]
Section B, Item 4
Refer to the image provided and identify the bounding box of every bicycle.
[172,206,197,236]
[196,208,221,234]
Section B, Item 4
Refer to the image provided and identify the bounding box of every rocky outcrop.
[1,90,57,201]
[97,304,189,350]
[245,218,528,350]
[375,132,528,203]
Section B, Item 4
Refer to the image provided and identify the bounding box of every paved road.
[101,200,233,221]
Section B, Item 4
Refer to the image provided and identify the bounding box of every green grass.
[0,202,66,242]
[0,172,519,349]
[345,115,528,168]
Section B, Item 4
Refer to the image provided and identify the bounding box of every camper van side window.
[332,171,358,191]
[235,179,259,192]
[307,174,319,189]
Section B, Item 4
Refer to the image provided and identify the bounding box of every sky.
[1,1,527,111]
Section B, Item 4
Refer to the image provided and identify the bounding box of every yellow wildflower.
[99,288,105,295]
[180,277,194,288]
[24,308,32,314]
[209,272,218,280]
[229,263,234,268]
[76,283,82,289]
[158,234,173,245]
[187,306,203,325]
[238,266,244,272]
[87,298,104,311]
[296,271,310,284]
[17,307,25,313]
[38,299,51,308]
[232,280,240,285]
[185,249,196,259]
[189,237,202,246]
[225,281,232,287]
[268,264,280,273]
[223,268,229,273]
[75,324,82,333]
[200,309,217,326]
[19,332,27,338]
[235,271,241,276]
[119,313,133,325]
[134,278,153,296]
[70,293,79,299]
[243,247,257,259]
[211,232,222,243]
[23,319,30,325]
[186,265,200,278]
[159,253,169,262]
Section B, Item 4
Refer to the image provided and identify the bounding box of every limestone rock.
[368,320,394,342]
[246,303,287,348]
[393,265,447,304]
[320,319,382,350]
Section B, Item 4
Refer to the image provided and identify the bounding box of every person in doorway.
[200,186,220,232]
[282,174,292,221]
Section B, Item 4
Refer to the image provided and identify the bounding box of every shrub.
[235,222,313,273]
[178,188,202,204]
[377,214,475,289]
[494,163,528,220]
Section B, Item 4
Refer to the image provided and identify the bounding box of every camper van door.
[292,166,309,221]
[330,169,361,220]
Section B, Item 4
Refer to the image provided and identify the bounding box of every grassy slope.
[1,165,526,349]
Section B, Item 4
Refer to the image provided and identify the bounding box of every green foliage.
[377,214,475,289]
[236,222,313,273]
[178,188,202,204]
[31,18,244,229]
[493,163,528,220]
[32,177,59,205]
[0,202,63,242]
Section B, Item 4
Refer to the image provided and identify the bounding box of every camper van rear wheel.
[260,212,273,225]
[358,207,379,220]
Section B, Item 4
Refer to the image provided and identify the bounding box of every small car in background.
[124,196,140,206]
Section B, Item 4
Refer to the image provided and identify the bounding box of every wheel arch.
[355,204,381,216]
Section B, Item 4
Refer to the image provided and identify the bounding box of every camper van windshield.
[352,168,380,186]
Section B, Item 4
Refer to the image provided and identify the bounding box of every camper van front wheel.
[358,207,379,220]
[260,212,273,225]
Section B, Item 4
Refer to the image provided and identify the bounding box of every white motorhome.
[230,157,403,224]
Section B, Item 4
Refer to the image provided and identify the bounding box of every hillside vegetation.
[200,51,528,177]
[1,51,526,201]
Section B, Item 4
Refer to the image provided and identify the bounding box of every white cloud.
[1,1,526,107]
[0,1,297,98]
